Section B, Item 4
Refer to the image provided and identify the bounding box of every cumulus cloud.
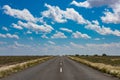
[26,31,32,34]
[51,31,67,39]
[71,0,91,8]
[8,41,31,49]
[0,33,6,38]
[0,33,19,39]
[12,23,23,30]
[42,4,66,23]
[70,0,120,24]
[6,33,19,39]
[18,21,54,33]
[101,1,120,24]
[2,26,8,31]
[42,4,87,24]
[41,34,49,39]
[71,0,116,8]
[72,31,91,39]
[3,5,36,22]
[14,41,25,47]
[60,28,73,33]
[101,11,120,24]
[85,20,120,36]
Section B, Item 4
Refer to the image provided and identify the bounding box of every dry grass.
[0,56,45,66]
[69,56,120,78]
[0,57,52,78]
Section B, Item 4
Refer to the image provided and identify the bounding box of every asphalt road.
[0,56,119,80]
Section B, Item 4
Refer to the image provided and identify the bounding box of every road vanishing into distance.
[0,57,119,80]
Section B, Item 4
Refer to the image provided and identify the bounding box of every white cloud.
[0,33,6,38]
[0,41,120,55]
[3,5,36,22]
[26,31,32,34]
[60,28,72,33]
[0,33,19,39]
[101,1,120,24]
[72,31,91,39]
[2,26,8,31]
[71,0,91,8]
[6,33,19,39]
[47,42,120,55]
[69,42,120,55]
[48,41,55,45]
[71,0,120,24]
[14,41,25,47]
[64,8,87,24]
[85,20,120,36]
[8,41,31,49]
[70,0,116,8]
[42,4,67,23]
[18,21,54,33]
[51,31,67,39]
[42,4,86,24]
[101,11,120,24]
[41,34,49,39]
[12,23,23,30]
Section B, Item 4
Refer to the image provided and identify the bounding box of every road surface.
[0,56,119,80]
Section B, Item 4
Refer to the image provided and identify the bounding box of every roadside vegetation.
[69,54,120,78]
[0,56,46,66]
[0,56,53,78]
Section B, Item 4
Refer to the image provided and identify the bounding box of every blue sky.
[0,0,120,55]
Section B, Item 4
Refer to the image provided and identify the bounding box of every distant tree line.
[75,53,107,57]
